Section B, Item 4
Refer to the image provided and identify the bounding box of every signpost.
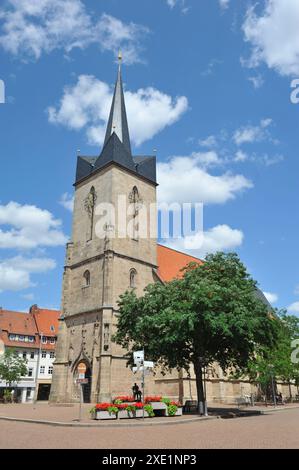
[76,362,87,421]
[133,351,154,420]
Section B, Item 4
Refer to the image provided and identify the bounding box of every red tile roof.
[157,244,203,282]
[0,309,39,349]
[0,306,60,350]
[30,306,60,337]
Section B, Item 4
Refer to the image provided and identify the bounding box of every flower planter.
[95,410,117,420]
[166,407,183,417]
[135,409,149,418]
[118,410,134,419]
[150,401,167,416]
[151,402,167,410]
[118,409,149,419]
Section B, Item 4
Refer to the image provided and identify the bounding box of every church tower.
[50,56,157,403]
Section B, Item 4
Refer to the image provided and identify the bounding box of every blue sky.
[0,0,299,314]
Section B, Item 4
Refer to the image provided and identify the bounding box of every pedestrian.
[132,383,142,401]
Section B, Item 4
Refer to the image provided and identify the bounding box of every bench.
[236,396,251,407]
[183,400,198,413]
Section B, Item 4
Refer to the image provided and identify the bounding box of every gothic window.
[84,186,97,240]
[130,269,137,288]
[83,270,90,287]
[129,186,141,240]
[103,323,110,351]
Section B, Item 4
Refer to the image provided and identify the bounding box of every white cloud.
[260,153,284,166]
[242,0,299,76]
[197,121,283,167]
[219,0,230,11]
[165,224,244,257]
[198,135,218,149]
[186,151,222,169]
[59,193,74,212]
[0,256,56,292]
[48,75,188,147]
[288,302,299,314]
[157,153,253,205]
[233,118,273,145]
[234,150,248,162]
[248,75,265,89]
[0,201,67,249]
[95,14,149,65]
[0,1,147,64]
[263,291,278,304]
[166,0,189,13]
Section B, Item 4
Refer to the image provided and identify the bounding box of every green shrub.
[144,404,155,417]
[107,405,119,416]
[167,404,178,416]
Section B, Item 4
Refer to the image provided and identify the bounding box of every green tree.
[245,312,299,400]
[113,252,279,411]
[0,349,28,390]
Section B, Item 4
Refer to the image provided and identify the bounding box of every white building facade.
[0,307,59,403]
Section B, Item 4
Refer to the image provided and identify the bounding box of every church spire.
[103,51,132,155]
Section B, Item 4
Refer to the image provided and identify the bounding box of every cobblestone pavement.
[1,402,296,424]
[0,402,207,425]
[0,406,299,448]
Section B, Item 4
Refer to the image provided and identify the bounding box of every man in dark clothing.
[132,383,142,401]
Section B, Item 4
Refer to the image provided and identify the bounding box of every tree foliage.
[113,252,279,408]
[0,349,28,387]
[244,312,299,398]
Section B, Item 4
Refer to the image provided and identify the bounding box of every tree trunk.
[193,360,205,414]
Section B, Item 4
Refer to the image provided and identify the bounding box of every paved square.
[0,405,298,449]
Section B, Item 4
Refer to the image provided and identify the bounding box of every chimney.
[30,304,38,314]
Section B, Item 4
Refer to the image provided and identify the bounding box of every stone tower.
[50,58,157,403]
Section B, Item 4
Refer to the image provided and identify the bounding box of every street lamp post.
[142,349,145,421]
[33,331,43,406]
[269,364,277,408]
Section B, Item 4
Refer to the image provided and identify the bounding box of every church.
[49,59,270,405]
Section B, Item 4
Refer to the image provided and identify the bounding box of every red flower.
[116,403,127,410]
[95,403,113,411]
[144,395,162,403]
[134,402,144,409]
[114,395,135,403]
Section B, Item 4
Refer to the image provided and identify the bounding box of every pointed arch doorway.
[74,359,92,404]
[82,366,92,403]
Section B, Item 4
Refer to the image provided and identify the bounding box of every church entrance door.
[82,367,91,403]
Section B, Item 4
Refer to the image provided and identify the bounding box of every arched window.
[132,186,139,202]
[130,269,137,288]
[83,270,90,287]
[129,186,140,240]
[84,186,97,241]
